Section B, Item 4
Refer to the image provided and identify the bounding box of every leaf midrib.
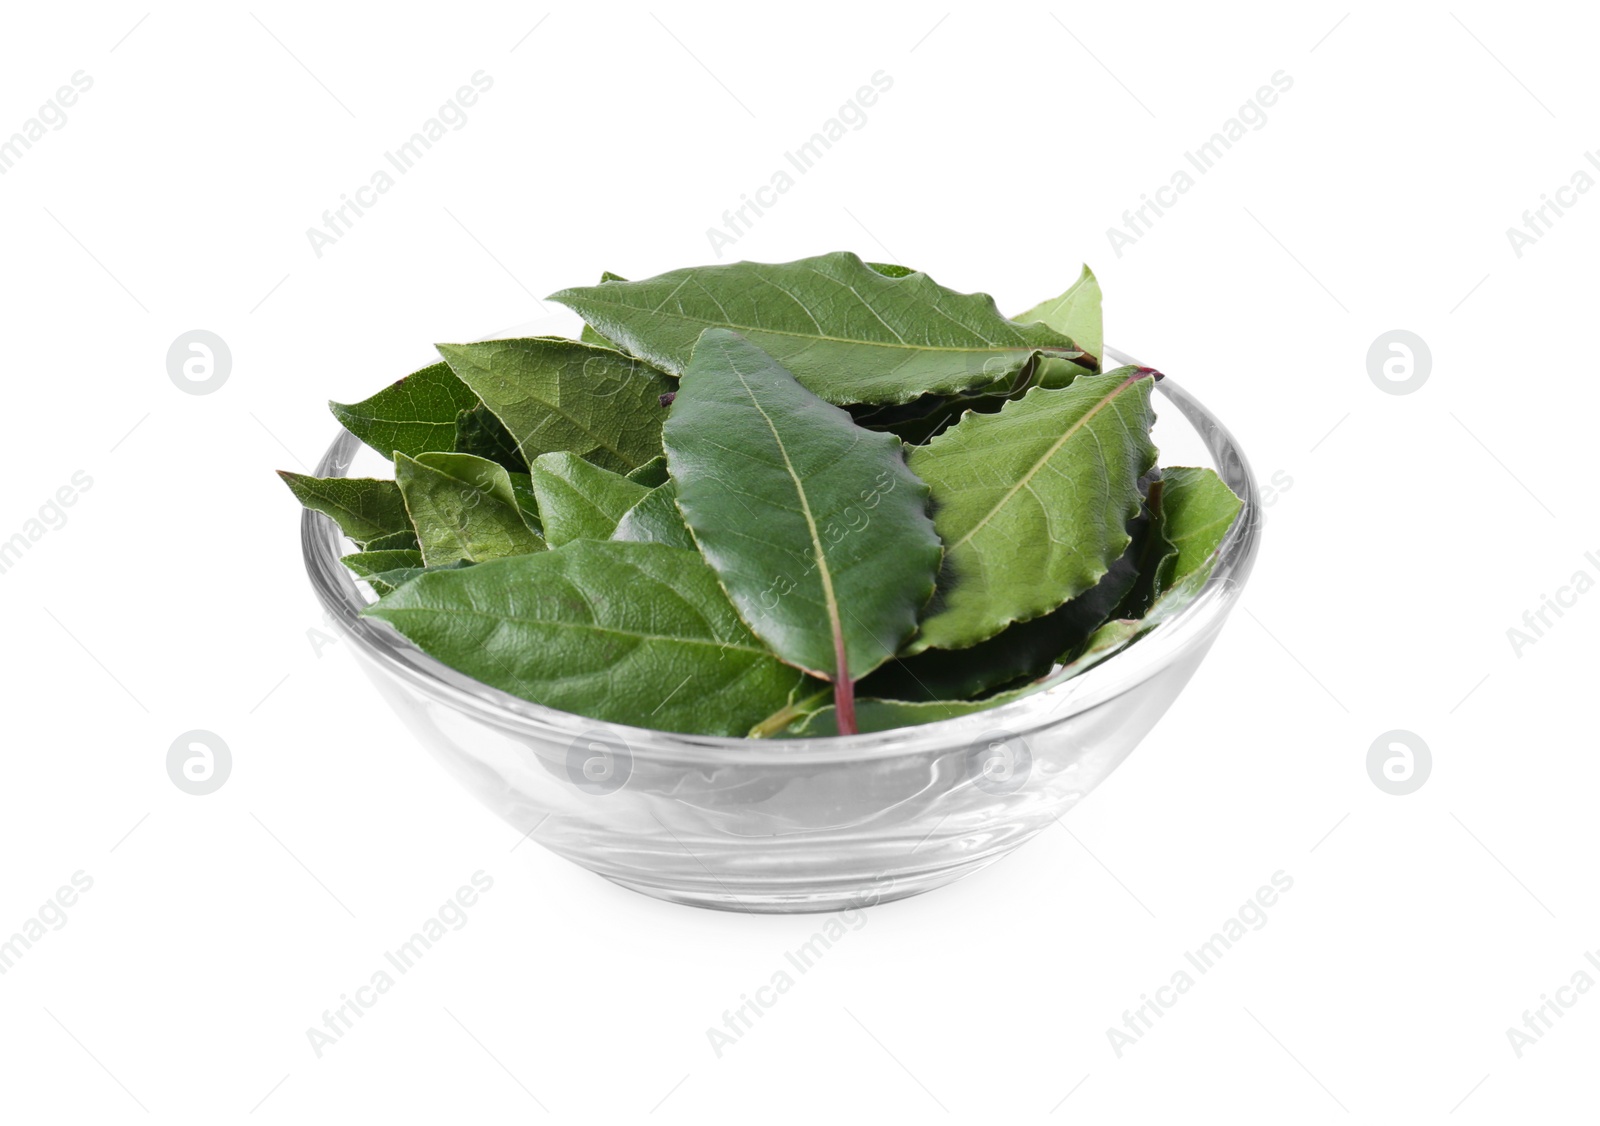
[573,293,1076,358]
[334,406,455,428]
[379,603,772,657]
[302,485,399,539]
[728,362,848,678]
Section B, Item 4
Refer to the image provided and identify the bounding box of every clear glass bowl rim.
[300,348,1262,766]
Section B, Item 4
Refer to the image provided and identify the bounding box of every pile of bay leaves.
[281,253,1241,738]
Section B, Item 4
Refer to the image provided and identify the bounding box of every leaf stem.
[833,625,858,735]
[833,673,857,736]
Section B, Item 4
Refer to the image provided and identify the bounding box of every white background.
[1,2,1594,1121]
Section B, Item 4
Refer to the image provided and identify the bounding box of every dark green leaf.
[549,252,1091,405]
[506,471,541,533]
[624,455,669,487]
[664,329,941,688]
[329,360,478,459]
[858,501,1154,702]
[453,402,528,474]
[364,541,811,736]
[849,349,1093,446]
[1064,467,1243,669]
[395,452,544,565]
[528,452,650,546]
[278,472,411,546]
[905,367,1158,653]
[1104,475,1172,623]
[434,337,672,475]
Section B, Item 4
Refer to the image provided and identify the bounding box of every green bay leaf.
[453,402,528,474]
[580,271,628,349]
[859,498,1154,702]
[278,472,411,547]
[664,329,942,691]
[611,483,695,550]
[1102,474,1173,624]
[364,541,811,736]
[624,455,669,487]
[529,452,649,546]
[1063,466,1244,670]
[905,367,1158,653]
[549,252,1090,406]
[1015,265,1103,366]
[362,528,420,551]
[506,471,542,533]
[1156,466,1244,589]
[342,548,425,575]
[329,360,478,459]
[434,337,672,475]
[341,548,425,595]
[787,467,1234,735]
[847,344,1092,447]
[395,452,544,565]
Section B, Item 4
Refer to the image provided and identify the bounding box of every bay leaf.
[342,548,424,575]
[858,500,1153,702]
[1103,475,1172,624]
[354,567,428,595]
[528,451,649,546]
[506,471,542,533]
[664,329,941,731]
[624,455,669,487]
[1154,466,1244,589]
[341,548,425,595]
[329,360,478,459]
[549,252,1090,406]
[453,402,528,474]
[1063,466,1244,670]
[363,528,421,551]
[434,337,672,475]
[580,271,628,349]
[611,483,695,550]
[905,367,1159,653]
[394,452,544,565]
[849,348,1093,447]
[364,541,811,736]
[1014,264,1103,366]
[278,472,411,547]
[785,472,1230,736]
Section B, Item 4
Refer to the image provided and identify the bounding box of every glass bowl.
[300,346,1261,914]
